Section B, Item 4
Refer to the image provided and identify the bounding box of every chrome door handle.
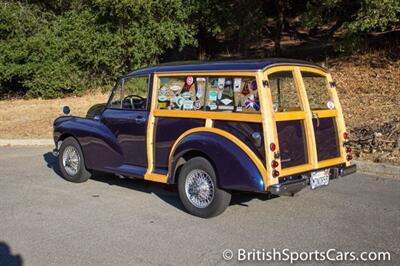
[135,117,146,124]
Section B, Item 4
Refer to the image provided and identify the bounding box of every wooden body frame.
[144,67,348,190]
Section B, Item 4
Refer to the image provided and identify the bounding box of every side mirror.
[63,106,71,115]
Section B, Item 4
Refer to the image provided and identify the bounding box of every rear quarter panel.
[171,132,265,192]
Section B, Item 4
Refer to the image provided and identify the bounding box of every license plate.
[310,169,330,189]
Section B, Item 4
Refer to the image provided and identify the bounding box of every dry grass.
[0,92,108,138]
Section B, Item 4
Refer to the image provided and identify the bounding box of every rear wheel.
[178,157,231,218]
[58,137,91,183]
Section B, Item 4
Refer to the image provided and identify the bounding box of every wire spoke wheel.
[184,169,215,208]
[62,146,80,176]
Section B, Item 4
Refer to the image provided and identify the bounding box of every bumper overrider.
[269,164,356,196]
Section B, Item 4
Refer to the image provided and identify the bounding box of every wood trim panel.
[274,111,306,121]
[156,71,257,77]
[280,164,314,177]
[258,71,278,185]
[326,73,348,165]
[154,109,262,123]
[144,173,168,183]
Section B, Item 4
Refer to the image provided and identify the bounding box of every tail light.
[271,160,279,168]
[270,143,276,152]
[272,170,280,177]
[343,132,350,140]
[346,154,353,161]
[346,146,352,153]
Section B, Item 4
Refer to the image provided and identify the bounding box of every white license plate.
[310,169,330,189]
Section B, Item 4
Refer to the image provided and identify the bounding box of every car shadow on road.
[43,151,279,213]
[43,152,63,177]
[0,242,23,266]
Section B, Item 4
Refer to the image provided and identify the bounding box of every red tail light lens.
[271,160,279,168]
[343,132,350,140]
[346,154,353,161]
[346,147,352,153]
[270,143,276,152]
[272,170,280,177]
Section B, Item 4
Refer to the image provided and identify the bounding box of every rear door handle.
[135,116,146,124]
[312,112,320,127]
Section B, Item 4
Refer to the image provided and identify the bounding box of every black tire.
[178,157,231,218]
[58,137,91,183]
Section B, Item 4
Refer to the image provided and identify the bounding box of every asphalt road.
[0,147,399,266]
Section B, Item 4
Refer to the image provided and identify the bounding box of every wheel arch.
[167,128,268,192]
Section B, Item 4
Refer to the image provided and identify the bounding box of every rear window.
[157,76,260,113]
[268,71,302,112]
[301,72,334,110]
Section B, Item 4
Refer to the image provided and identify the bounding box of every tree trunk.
[274,0,284,56]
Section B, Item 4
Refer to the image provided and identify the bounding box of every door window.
[301,72,334,110]
[268,71,301,112]
[108,76,149,110]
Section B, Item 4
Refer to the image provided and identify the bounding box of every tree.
[0,0,197,98]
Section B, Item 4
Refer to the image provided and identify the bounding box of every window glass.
[157,76,259,113]
[158,77,200,110]
[301,72,333,110]
[268,71,301,112]
[108,80,123,108]
[121,76,149,110]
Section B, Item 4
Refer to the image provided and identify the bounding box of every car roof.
[124,58,328,77]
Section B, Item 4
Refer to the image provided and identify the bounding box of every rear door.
[266,67,314,176]
[265,66,345,177]
[300,68,346,169]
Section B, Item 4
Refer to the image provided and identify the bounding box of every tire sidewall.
[178,157,231,218]
[58,137,90,183]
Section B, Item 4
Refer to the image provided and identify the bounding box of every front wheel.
[58,137,92,183]
[178,157,231,218]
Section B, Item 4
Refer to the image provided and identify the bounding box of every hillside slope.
[330,52,400,165]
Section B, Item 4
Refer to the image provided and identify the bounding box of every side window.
[157,76,259,113]
[268,71,302,112]
[122,76,149,110]
[158,77,202,110]
[301,72,334,110]
[108,80,123,108]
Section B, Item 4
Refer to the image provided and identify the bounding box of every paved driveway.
[0,147,399,265]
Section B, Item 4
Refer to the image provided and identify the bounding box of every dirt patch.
[330,52,400,165]
[0,92,108,138]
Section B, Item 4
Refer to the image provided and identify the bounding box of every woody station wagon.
[53,59,356,218]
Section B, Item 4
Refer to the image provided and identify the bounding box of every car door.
[101,75,151,168]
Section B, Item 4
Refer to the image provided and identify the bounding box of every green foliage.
[348,0,400,32]
[0,0,196,98]
[303,0,400,33]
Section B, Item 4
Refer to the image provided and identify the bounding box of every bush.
[0,0,196,98]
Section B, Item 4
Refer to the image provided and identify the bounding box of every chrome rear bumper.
[269,164,356,196]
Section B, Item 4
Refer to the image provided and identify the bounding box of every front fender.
[53,116,123,170]
[171,132,265,192]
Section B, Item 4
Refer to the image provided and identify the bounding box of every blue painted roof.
[125,58,327,77]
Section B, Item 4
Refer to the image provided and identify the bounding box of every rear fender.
[170,131,266,192]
